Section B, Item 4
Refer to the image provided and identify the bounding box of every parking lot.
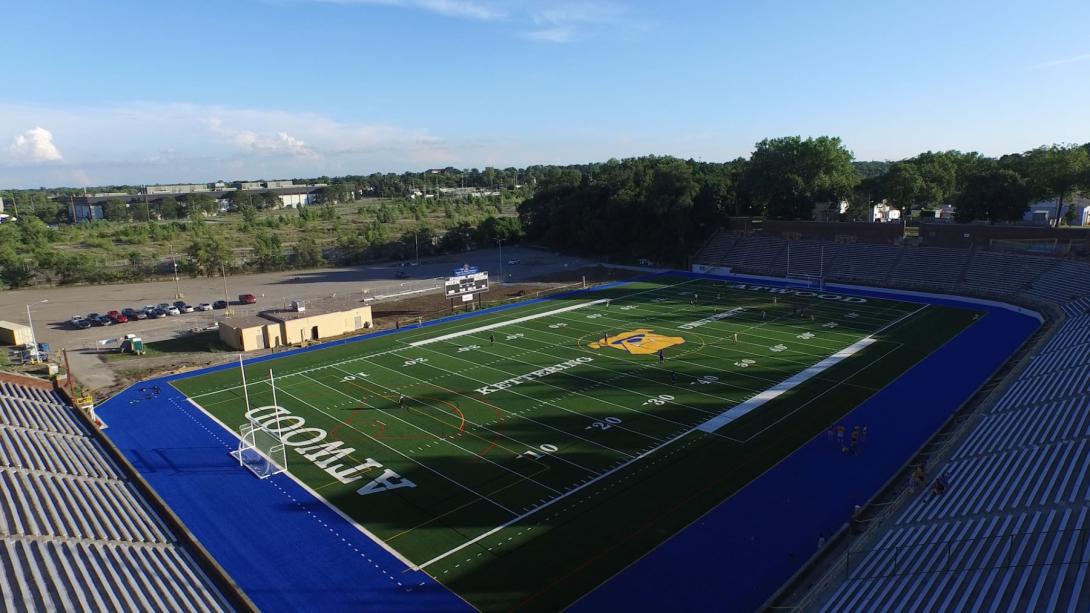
[0,246,598,388]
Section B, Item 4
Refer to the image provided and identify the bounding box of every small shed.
[0,321,33,346]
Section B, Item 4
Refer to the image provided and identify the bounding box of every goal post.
[230,360,287,479]
[232,422,287,479]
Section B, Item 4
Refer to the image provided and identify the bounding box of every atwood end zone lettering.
[476,357,594,395]
[730,284,868,303]
[244,405,416,497]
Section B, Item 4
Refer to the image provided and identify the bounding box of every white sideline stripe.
[696,338,878,433]
[409,299,610,346]
[698,302,928,433]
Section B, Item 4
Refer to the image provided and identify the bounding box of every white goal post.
[230,356,287,479]
[232,421,287,479]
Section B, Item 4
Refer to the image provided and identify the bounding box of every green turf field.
[172,274,978,610]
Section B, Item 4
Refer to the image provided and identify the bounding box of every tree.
[251,232,285,271]
[158,196,181,219]
[744,136,858,219]
[239,203,258,226]
[227,190,253,212]
[883,162,925,218]
[954,170,1031,223]
[103,198,130,221]
[184,193,217,217]
[185,233,231,276]
[1022,145,1090,227]
[260,191,281,209]
[294,237,325,268]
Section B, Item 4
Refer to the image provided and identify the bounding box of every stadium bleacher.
[891,246,972,288]
[0,379,229,612]
[817,273,1090,612]
[827,243,902,283]
[692,232,1090,611]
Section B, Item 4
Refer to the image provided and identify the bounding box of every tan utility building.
[0,321,34,346]
[218,306,373,352]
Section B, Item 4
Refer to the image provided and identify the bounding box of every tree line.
[517,139,1090,265]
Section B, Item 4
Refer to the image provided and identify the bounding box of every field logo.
[589,329,685,355]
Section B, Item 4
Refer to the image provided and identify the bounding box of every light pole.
[497,238,504,283]
[170,243,183,299]
[414,230,420,266]
[221,262,233,317]
[25,304,39,363]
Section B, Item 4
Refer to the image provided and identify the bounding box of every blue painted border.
[96,271,1040,612]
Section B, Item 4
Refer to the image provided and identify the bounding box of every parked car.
[156,302,172,311]
[151,309,167,319]
[106,310,122,319]
[507,259,520,265]
[70,315,91,329]
[122,307,145,320]
[95,315,114,326]
[174,301,194,313]
[110,312,129,324]
[213,300,228,310]
[196,302,213,312]
[86,313,103,326]
[239,294,257,304]
[164,306,181,316]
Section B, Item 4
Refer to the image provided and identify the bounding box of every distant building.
[812,200,849,222]
[66,183,330,222]
[146,183,208,195]
[1024,196,1090,227]
[872,203,902,223]
[219,305,373,351]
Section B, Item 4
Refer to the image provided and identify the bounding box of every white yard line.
[409,299,612,347]
[416,302,930,569]
[697,304,927,433]
[408,278,701,348]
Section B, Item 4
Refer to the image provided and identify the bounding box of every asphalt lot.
[1,245,596,352]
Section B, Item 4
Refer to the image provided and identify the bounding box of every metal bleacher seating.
[891,247,971,288]
[827,243,902,283]
[962,251,1057,295]
[0,380,229,612]
[819,283,1090,612]
[691,232,1090,610]
[770,240,842,278]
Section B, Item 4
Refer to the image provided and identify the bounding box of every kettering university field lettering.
[731,284,868,303]
[244,405,415,497]
[477,357,593,395]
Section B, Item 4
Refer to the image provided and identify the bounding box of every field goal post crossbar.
[230,357,287,479]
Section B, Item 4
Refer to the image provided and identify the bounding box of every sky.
[2,0,1089,188]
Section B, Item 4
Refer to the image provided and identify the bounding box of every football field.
[172,274,978,610]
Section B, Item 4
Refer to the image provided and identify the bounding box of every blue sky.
[2,0,1089,188]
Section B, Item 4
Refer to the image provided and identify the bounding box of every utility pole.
[414,230,420,266]
[170,243,183,299]
[497,238,504,283]
[25,304,39,363]
[221,262,232,317]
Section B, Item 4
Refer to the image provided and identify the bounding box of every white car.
[196,303,213,312]
[507,259,520,265]
[157,302,172,311]
[165,306,181,316]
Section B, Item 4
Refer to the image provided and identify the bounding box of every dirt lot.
[0,246,632,397]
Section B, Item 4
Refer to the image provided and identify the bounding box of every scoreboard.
[445,271,489,297]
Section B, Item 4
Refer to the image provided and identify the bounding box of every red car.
[239,293,257,304]
[106,310,121,319]
[110,313,129,324]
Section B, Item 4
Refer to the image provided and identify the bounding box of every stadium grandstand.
[693,228,1090,611]
[0,376,232,612]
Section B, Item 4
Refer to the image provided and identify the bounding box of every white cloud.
[8,127,63,163]
[1030,52,1090,70]
[525,27,576,43]
[0,102,449,187]
[310,0,504,21]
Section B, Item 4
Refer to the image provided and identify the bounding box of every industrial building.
[0,321,34,346]
[218,305,373,352]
